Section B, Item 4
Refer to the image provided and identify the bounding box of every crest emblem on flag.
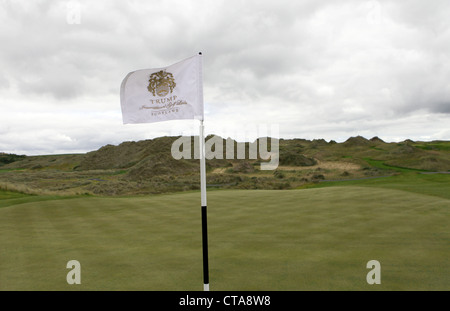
[148,70,176,97]
[120,54,203,124]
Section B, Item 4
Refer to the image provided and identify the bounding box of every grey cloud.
[1,0,449,155]
[429,102,450,114]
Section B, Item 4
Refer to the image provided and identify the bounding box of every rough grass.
[1,137,448,196]
[363,158,429,172]
[0,176,448,290]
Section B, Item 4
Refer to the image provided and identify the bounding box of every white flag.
[120,54,204,124]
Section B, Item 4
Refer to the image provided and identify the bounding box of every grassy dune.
[0,174,448,290]
[1,137,448,196]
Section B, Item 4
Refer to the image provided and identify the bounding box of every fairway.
[1,183,448,291]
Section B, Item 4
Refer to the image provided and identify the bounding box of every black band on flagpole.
[201,205,209,286]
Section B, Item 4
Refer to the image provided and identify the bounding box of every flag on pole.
[120,53,210,291]
[120,54,204,124]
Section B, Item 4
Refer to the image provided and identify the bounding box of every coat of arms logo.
[147,70,176,97]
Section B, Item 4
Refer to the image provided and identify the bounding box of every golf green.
[0,186,448,290]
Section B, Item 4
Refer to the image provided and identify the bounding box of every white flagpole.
[199,119,209,291]
[121,52,208,290]
[198,52,209,291]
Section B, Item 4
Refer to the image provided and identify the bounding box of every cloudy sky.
[1,0,449,155]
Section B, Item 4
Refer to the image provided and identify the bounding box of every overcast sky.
[1,0,449,155]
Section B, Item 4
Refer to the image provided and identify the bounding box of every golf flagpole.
[197,51,209,291]
[120,52,208,291]
[199,119,209,291]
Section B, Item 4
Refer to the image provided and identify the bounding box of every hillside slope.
[1,136,448,196]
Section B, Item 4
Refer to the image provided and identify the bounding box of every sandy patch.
[278,160,361,171]
[211,160,361,173]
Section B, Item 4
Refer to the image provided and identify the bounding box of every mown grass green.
[307,172,450,200]
[0,173,448,290]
